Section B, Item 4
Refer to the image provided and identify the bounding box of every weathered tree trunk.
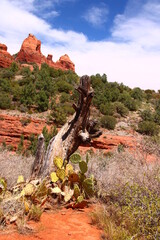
[31,75,102,178]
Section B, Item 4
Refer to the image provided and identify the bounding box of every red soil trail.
[0,207,102,240]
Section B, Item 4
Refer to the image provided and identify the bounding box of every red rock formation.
[79,134,139,153]
[0,113,137,152]
[16,34,46,64]
[0,113,50,150]
[55,54,75,72]
[0,43,13,68]
[16,34,75,71]
[47,54,53,61]
[0,113,158,162]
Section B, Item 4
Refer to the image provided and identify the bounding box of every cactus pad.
[77,195,84,203]
[24,200,30,213]
[86,153,89,164]
[65,164,74,175]
[83,178,94,197]
[79,173,86,183]
[17,175,25,184]
[74,184,81,199]
[50,172,59,183]
[79,160,88,174]
[63,186,74,202]
[56,169,65,181]
[0,178,7,193]
[23,183,35,196]
[68,172,79,182]
[51,187,61,194]
[69,153,81,164]
[54,157,63,169]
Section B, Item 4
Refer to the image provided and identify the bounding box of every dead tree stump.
[31,75,102,178]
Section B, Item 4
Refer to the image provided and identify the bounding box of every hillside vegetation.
[1,62,160,137]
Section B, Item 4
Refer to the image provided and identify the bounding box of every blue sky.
[0,0,160,90]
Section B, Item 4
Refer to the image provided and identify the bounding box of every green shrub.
[100,103,115,115]
[131,87,144,101]
[51,105,67,126]
[42,126,57,149]
[36,91,49,112]
[0,78,11,92]
[0,69,14,79]
[62,104,75,115]
[124,98,138,111]
[100,115,116,130]
[60,92,70,103]
[56,80,73,93]
[140,109,153,121]
[27,134,38,155]
[20,83,36,106]
[0,93,11,109]
[113,102,129,117]
[10,62,19,73]
[138,121,159,136]
[20,67,31,77]
[154,111,160,124]
[17,135,24,153]
[93,184,160,239]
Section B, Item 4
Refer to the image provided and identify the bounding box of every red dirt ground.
[0,207,102,240]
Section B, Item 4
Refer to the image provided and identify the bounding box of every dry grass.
[87,145,160,239]
[0,149,34,188]
[87,149,160,196]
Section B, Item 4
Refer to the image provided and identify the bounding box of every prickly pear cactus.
[83,178,94,197]
[86,153,89,164]
[62,186,74,202]
[17,175,25,184]
[23,183,35,196]
[69,153,81,164]
[68,172,79,182]
[54,157,63,169]
[79,172,86,183]
[79,161,88,174]
[77,195,84,203]
[74,184,80,199]
[24,200,30,213]
[0,178,7,194]
[50,172,59,183]
[65,164,74,175]
[56,169,65,181]
[51,187,61,194]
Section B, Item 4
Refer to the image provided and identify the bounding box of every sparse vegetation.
[88,149,160,240]
[1,64,160,238]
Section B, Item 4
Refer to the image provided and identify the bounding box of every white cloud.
[83,5,109,27]
[0,0,160,90]
[112,0,160,50]
[42,10,60,19]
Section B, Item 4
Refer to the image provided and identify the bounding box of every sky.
[0,0,160,90]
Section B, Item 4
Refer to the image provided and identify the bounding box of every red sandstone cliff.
[16,34,75,71]
[0,113,138,152]
[0,113,157,162]
[0,43,13,68]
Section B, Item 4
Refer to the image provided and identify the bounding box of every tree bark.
[31,75,102,178]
